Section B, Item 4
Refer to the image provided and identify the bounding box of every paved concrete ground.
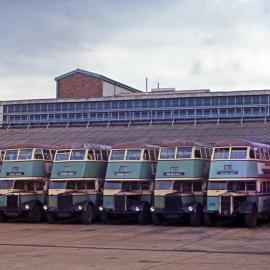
[0,221,270,270]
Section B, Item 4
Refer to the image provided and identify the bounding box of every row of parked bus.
[0,139,269,227]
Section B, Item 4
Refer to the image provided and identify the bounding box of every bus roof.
[2,143,55,150]
[55,143,111,150]
[160,140,208,148]
[112,142,159,150]
[214,139,270,148]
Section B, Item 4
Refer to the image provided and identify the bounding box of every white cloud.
[1,0,270,100]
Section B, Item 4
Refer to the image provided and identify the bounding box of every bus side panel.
[155,160,210,179]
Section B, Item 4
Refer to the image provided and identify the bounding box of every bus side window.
[36,181,44,191]
[261,182,267,193]
[194,149,202,158]
[43,150,51,160]
[249,149,255,159]
[201,148,206,159]
[208,148,212,159]
[34,149,43,160]
[260,148,265,160]
[254,148,260,159]
[50,150,56,160]
[87,150,95,160]
[27,182,34,191]
[87,181,95,190]
[265,148,270,160]
[95,150,102,160]
[143,150,150,160]
[150,150,156,161]
[102,150,108,160]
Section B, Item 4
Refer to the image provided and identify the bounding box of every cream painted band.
[207,190,258,196]
[208,178,269,181]
[49,189,101,195]
[50,178,104,181]
[0,177,49,181]
[105,178,154,181]
[154,190,205,196]
[103,190,152,196]
[155,177,206,181]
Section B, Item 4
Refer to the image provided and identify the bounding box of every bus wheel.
[244,206,258,228]
[46,213,57,224]
[138,206,150,225]
[101,212,110,224]
[152,213,162,225]
[28,204,42,223]
[190,211,202,227]
[82,205,94,225]
[203,213,216,227]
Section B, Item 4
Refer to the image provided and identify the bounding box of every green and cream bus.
[44,143,110,224]
[0,144,54,222]
[151,140,211,226]
[100,142,158,224]
[205,139,270,227]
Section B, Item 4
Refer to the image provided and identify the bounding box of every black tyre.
[46,212,57,224]
[190,211,202,227]
[138,206,151,225]
[203,213,216,227]
[152,213,162,225]
[28,204,42,223]
[81,204,94,225]
[101,211,110,224]
[244,206,258,228]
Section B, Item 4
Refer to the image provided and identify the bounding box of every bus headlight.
[25,204,30,210]
[188,206,193,212]
[43,205,48,211]
[78,205,83,211]
[98,206,103,211]
[135,206,140,212]
[150,206,155,212]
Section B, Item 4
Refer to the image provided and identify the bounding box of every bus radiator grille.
[165,196,181,212]
[114,195,126,211]
[220,196,231,215]
[57,194,73,211]
[7,195,19,209]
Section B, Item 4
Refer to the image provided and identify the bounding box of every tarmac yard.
[0,222,270,270]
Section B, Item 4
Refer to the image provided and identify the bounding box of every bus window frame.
[4,149,19,161]
[70,149,86,161]
[18,148,34,160]
[159,147,176,160]
[55,149,71,161]
[176,147,193,159]
[33,148,44,160]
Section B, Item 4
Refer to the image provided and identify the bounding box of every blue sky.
[1,0,270,100]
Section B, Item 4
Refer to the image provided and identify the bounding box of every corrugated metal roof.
[1,122,270,147]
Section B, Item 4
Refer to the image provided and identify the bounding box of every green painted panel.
[209,160,261,179]
[156,160,210,179]
[20,194,45,204]
[48,195,57,207]
[103,195,113,209]
[51,161,107,179]
[0,161,51,178]
[140,194,152,203]
[207,196,219,211]
[181,195,203,205]
[0,195,6,206]
[105,161,156,180]
[154,196,165,208]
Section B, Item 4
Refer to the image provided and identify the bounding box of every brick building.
[55,69,141,99]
